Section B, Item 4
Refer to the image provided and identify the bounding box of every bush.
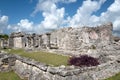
[68,55,99,67]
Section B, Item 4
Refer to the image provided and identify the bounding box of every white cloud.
[32,0,76,16]
[65,0,120,36]
[17,19,33,31]
[98,0,120,36]
[31,0,77,29]
[68,0,106,27]
[0,15,8,33]
[113,18,120,31]
[108,0,120,12]
[32,0,65,30]
[55,0,77,3]
[3,0,120,36]
[28,0,120,36]
[8,19,34,33]
[41,6,65,29]
[0,15,8,25]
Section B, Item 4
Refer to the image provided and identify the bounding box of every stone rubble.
[0,52,120,80]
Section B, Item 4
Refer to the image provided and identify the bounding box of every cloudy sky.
[0,0,120,36]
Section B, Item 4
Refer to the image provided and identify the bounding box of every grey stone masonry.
[8,22,113,51]
[0,53,120,80]
[50,22,113,50]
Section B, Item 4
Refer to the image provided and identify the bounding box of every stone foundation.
[0,53,120,80]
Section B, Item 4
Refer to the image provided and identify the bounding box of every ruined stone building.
[0,38,8,48]
[1,22,120,80]
[8,22,113,51]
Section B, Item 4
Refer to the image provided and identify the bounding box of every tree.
[0,34,9,40]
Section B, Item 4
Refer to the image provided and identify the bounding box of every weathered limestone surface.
[0,53,120,80]
[8,22,113,53]
[0,38,8,48]
[50,22,113,50]
[13,37,23,48]
[9,32,25,48]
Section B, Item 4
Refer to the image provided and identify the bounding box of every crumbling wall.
[9,32,25,48]
[0,39,8,48]
[50,22,113,50]
[13,37,23,48]
[41,33,50,49]
[8,22,113,51]
[0,53,120,80]
[8,37,14,48]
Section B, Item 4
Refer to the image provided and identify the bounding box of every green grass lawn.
[104,72,120,80]
[1,49,120,80]
[0,71,26,80]
[4,49,69,66]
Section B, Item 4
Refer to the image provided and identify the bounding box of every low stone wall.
[0,53,120,80]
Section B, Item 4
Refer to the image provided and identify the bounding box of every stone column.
[27,37,31,48]
[38,35,42,48]
[0,39,4,48]
[46,33,51,49]
[8,37,14,48]
[30,37,34,48]
[33,35,39,48]
[24,37,29,48]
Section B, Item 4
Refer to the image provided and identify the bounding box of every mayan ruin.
[0,22,120,80]
[1,22,112,56]
[8,22,113,51]
[1,0,120,80]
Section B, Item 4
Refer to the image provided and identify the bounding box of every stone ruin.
[1,22,120,80]
[8,22,113,54]
[0,38,8,49]
[2,22,120,58]
[8,32,50,49]
[6,22,118,57]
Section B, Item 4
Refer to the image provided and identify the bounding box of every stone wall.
[0,39,8,48]
[8,37,14,48]
[50,22,113,50]
[13,37,23,48]
[0,53,120,80]
[9,32,25,48]
[8,22,113,51]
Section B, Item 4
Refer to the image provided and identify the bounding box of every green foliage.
[0,34,9,40]
[4,49,69,66]
[105,72,120,80]
[0,71,26,80]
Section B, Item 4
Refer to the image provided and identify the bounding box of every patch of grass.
[105,72,120,80]
[0,71,26,80]
[4,49,69,66]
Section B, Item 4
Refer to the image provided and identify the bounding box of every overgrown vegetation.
[68,55,99,67]
[4,49,69,66]
[0,71,26,80]
[105,72,120,80]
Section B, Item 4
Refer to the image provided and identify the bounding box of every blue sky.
[0,0,120,36]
